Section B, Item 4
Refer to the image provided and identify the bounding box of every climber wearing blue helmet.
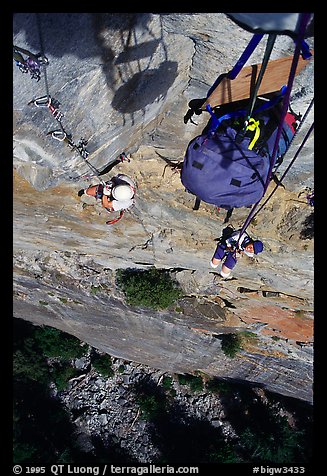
[210,229,264,278]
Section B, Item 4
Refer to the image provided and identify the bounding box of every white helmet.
[112,184,134,200]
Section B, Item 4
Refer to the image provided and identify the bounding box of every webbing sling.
[206,34,264,99]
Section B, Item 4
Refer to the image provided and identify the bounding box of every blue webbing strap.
[206,34,264,98]
[300,39,312,60]
[206,35,311,103]
[228,34,264,80]
[206,85,287,135]
[206,105,246,134]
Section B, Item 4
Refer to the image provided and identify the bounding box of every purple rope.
[249,122,314,222]
[237,13,312,242]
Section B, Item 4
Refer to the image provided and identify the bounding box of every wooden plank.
[203,51,314,109]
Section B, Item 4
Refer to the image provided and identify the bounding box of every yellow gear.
[246,118,261,150]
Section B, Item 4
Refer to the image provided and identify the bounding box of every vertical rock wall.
[13,13,314,402]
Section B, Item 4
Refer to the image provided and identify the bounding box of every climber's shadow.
[114,39,161,64]
[111,60,178,114]
[99,157,128,176]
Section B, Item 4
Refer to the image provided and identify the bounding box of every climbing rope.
[47,130,106,184]
[35,13,51,97]
[26,14,100,179]
[272,97,314,177]
[247,121,314,223]
[26,16,66,135]
[236,12,313,244]
[243,33,277,129]
[106,209,125,225]
[15,13,133,225]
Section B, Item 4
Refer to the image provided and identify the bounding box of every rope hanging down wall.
[235,14,313,243]
[14,13,131,224]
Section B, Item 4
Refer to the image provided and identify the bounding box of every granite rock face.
[13,13,314,402]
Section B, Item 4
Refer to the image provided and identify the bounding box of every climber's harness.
[95,183,107,200]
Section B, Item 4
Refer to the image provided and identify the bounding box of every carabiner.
[29,95,51,108]
[48,130,67,142]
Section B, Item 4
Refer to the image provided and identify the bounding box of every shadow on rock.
[111,61,178,114]
[132,376,229,464]
[300,211,314,240]
[217,382,313,464]
[13,13,154,59]
[114,39,161,64]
